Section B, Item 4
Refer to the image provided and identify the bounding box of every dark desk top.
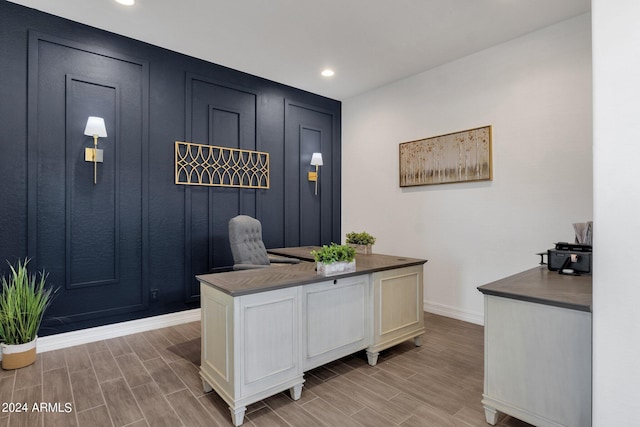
[268,246,426,270]
[197,248,426,296]
[477,266,592,312]
[267,246,318,261]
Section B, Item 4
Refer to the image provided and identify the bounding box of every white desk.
[197,249,427,426]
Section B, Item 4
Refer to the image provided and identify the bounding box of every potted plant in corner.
[0,258,57,370]
[311,243,357,276]
[345,231,376,254]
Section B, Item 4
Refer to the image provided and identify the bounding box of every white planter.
[1,336,37,370]
[316,260,356,276]
[347,243,373,254]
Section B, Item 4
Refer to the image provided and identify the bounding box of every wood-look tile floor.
[0,313,533,427]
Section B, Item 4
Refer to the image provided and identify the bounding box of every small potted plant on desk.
[345,231,376,255]
[0,259,57,370]
[311,243,356,276]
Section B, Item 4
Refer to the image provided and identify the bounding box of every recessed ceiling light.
[116,0,135,5]
[321,69,335,77]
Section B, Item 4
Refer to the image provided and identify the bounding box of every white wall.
[342,14,592,324]
[592,1,640,424]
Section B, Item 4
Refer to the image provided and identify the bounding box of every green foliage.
[345,231,376,245]
[0,259,57,345]
[311,243,356,264]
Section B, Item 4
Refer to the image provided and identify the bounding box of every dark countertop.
[267,246,319,261]
[197,248,427,296]
[477,266,592,312]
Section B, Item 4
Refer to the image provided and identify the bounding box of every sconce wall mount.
[308,152,323,195]
[84,116,107,184]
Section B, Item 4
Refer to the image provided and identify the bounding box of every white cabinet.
[367,265,425,365]
[200,285,303,426]
[482,295,591,427]
[302,275,371,371]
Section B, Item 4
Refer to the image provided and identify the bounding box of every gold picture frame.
[399,125,492,187]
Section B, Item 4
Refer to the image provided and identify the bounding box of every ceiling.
[8,0,591,100]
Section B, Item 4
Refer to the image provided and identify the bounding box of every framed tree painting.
[399,125,492,187]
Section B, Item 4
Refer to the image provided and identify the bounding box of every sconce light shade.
[84,116,107,138]
[310,152,323,166]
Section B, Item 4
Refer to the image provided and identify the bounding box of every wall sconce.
[84,116,108,184]
[308,152,323,195]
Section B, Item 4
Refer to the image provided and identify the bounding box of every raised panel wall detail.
[1,1,340,335]
[184,75,259,302]
[284,101,339,246]
[28,32,149,325]
[65,75,120,288]
[299,126,322,245]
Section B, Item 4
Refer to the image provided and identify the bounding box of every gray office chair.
[228,215,300,270]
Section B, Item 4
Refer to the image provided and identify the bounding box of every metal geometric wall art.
[175,141,270,189]
[399,125,492,187]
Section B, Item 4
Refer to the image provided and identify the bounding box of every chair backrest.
[228,215,270,266]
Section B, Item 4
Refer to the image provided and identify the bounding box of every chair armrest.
[232,264,270,270]
[268,254,301,264]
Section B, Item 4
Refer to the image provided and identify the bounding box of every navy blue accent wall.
[0,1,341,335]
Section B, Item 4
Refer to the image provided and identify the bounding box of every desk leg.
[289,383,303,400]
[202,379,213,393]
[230,406,247,427]
[366,350,379,366]
[483,404,500,425]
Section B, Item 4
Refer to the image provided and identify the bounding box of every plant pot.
[1,337,37,370]
[317,260,356,276]
[347,243,373,254]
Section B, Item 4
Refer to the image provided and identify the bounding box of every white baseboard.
[424,301,484,326]
[27,308,201,356]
